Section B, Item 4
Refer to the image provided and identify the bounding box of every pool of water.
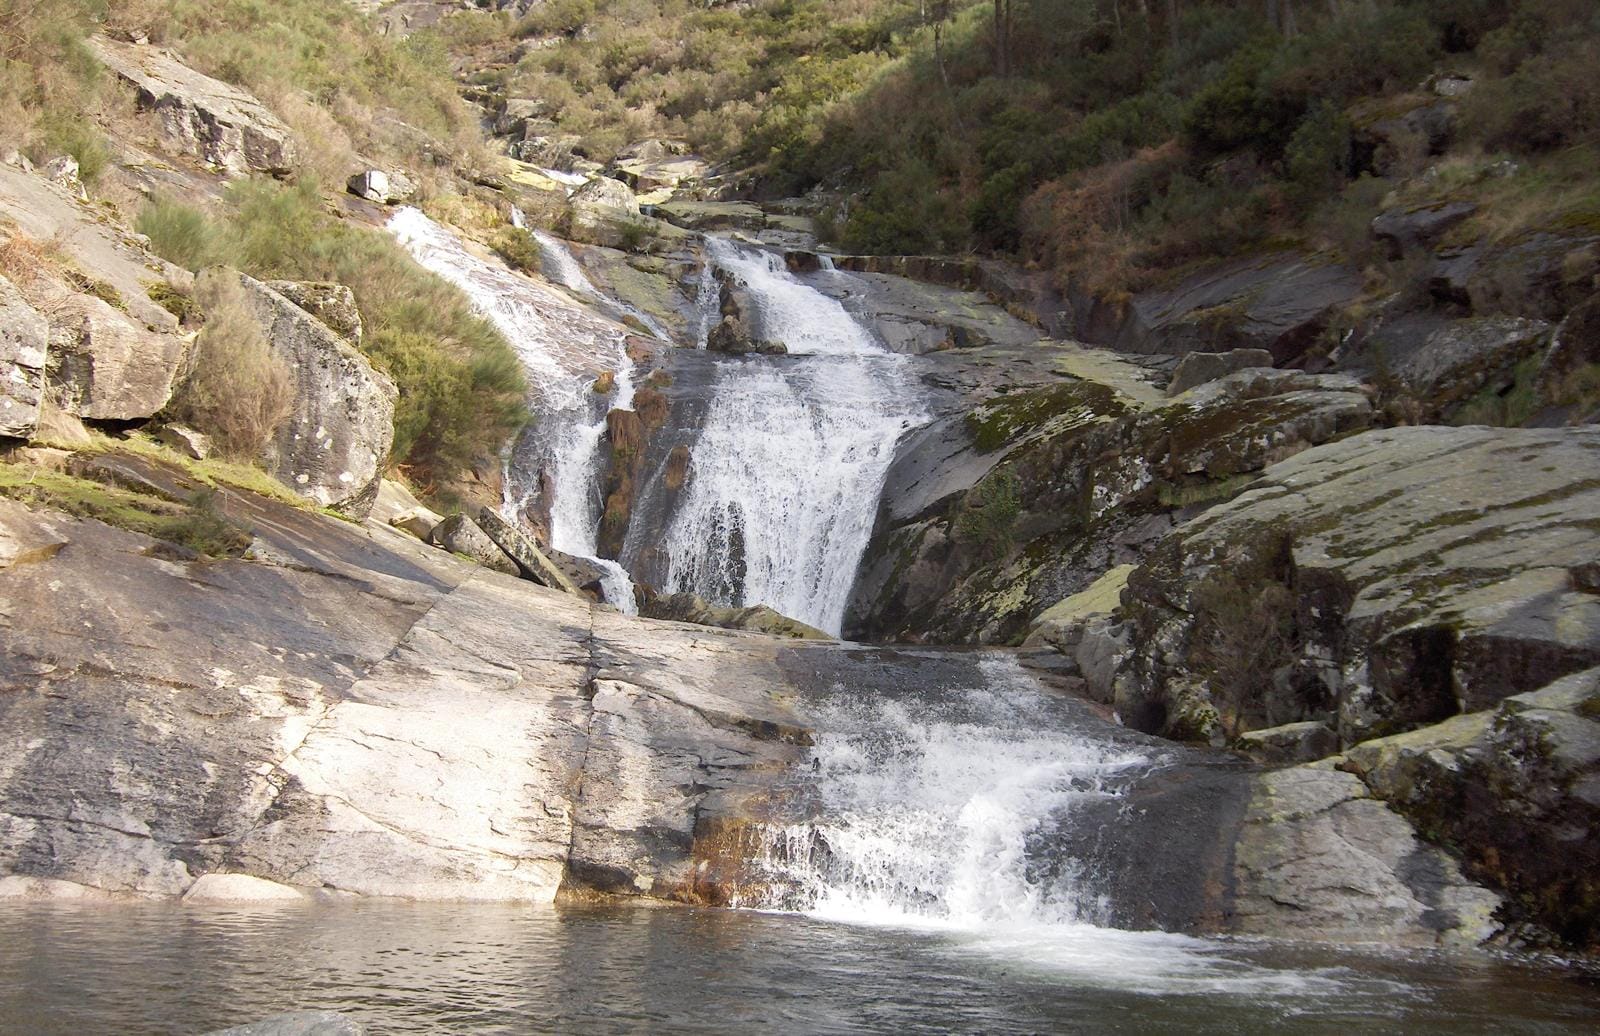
[1,902,1595,1034]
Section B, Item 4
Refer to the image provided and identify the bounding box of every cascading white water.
[741,654,1369,997]
[388,207,638,613]
[751,656,1150,927]
[663,237,926,634]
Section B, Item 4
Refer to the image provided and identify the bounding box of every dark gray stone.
[1167,349,1275,395]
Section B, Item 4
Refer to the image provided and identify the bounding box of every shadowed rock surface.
[1113,425,1600,747]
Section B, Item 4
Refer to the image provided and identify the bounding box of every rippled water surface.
[1,902,1596,1034]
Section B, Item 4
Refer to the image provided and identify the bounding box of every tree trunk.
[1165,0,1179,51]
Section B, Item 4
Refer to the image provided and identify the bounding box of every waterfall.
[749,656,1155,927]
[388,207,638,614]
[662,237,926,635]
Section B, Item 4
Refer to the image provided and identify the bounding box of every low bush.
[174,273,294,459]
[136,196,222,270]
[139,181,527,490]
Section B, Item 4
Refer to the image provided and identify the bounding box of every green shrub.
[136,197,222,271]
[491,227,542,273]
[1284,102,1351,211]
[1466,36,1600,153]
[139,180,528,489]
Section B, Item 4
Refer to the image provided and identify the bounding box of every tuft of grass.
[146,281,197,322]
[172,272,295,459]
[136,197,223,271]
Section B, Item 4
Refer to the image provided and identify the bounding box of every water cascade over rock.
[750,655,1153,928]
[662,237,928,634]
[388,208,639,612]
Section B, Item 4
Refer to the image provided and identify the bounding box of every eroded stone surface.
[0,276,46,437]
[91,36,298,176]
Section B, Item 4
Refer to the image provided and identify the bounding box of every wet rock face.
[0,487,808,906]
[1113,252,1364,365]
[1343,668,1600,950]
[90,36,297,176]
[218,270,397,517]
[1113,426,1600,748]
[0,482,1506,949]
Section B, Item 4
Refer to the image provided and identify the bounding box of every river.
[2,900,1596,1034]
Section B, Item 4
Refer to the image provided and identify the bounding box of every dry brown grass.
[174,272,294,460]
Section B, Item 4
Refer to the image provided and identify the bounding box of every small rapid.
[748,656,1145,927]
[740,653,1366,998]
[388,208,639,613]
[662,238,927,634]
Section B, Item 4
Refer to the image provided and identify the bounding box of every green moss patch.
[0,462,252,557]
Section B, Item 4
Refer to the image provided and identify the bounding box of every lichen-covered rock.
[1391,316,1551,417]
[265,281,363,343]
[1114,426,1600,747]
[1233,721,1338,765]
[0,275,47,438]
[45,292,188,422]
[1230,765,1499,947]
[608,139,708,194]
[1371,201,1477,260]
[1342,667,1600,950]
[850,368,1372,644]
[90,36,297,176]
[475,506,583,595]
[1166,349,1274,395]
[570,176,639,220]
[213,269,396,516]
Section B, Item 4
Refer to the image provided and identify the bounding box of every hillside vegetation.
[0,0,525,496]
[477,0,1599,300]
